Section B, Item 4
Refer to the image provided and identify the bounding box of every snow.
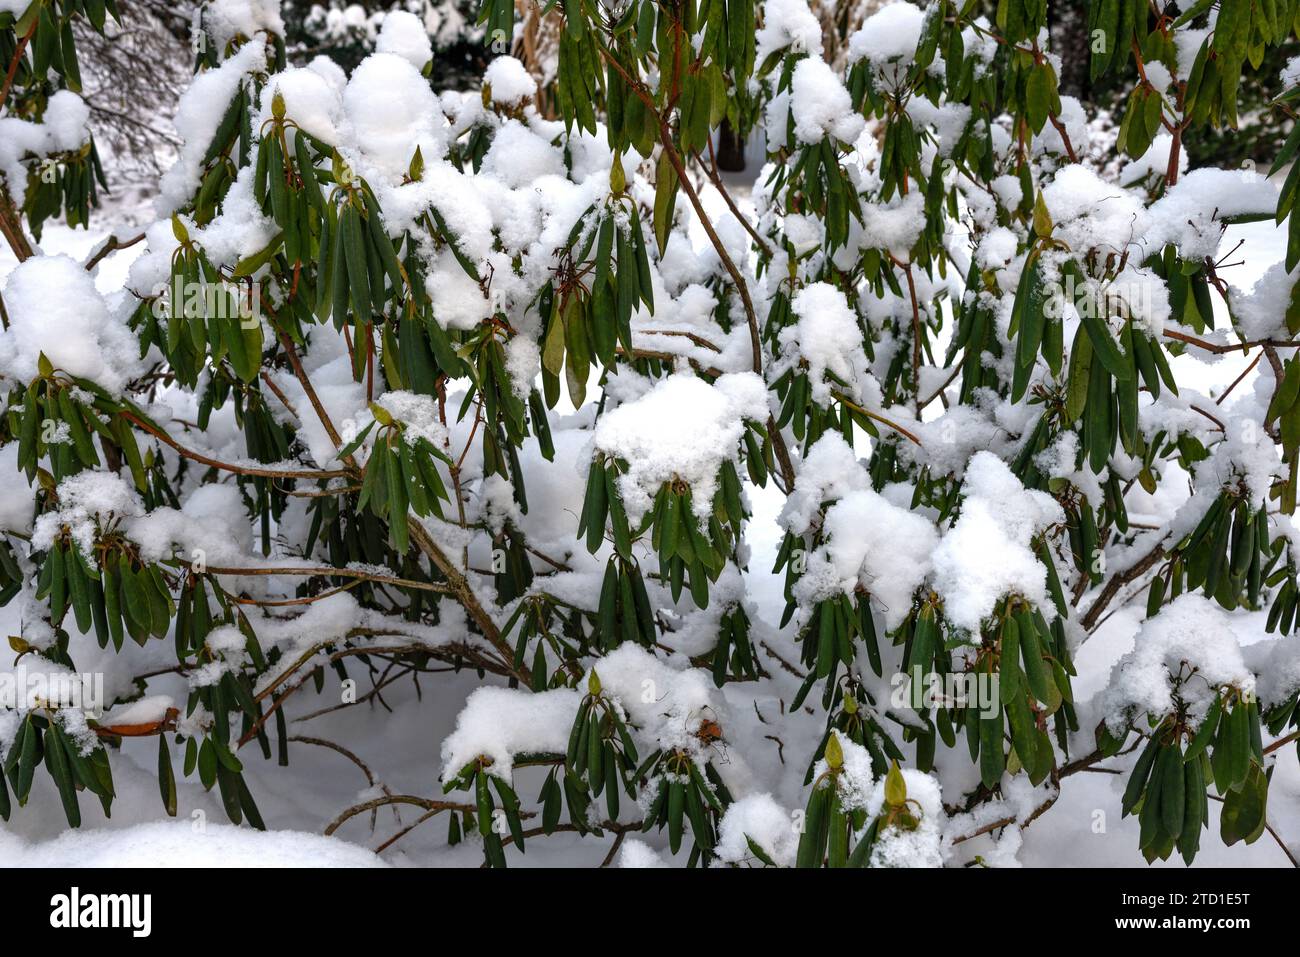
[202,0,285,50]
[159,38,268,212]
[756,0,823,64]
[848,3,926,67]
[2,0,1298,871]
[0,91,91,210]
[1100,595,1255,731]
[716,793,799,867]
[1041,163,1146,259]
[375,10,433,69]
[483,56,536,107]
[593,373,770,521]
[0,254,144,395]
[0,821,383,867]
[864,768,946,868]
[440,686,580,780]
[789,58,864,146]
[931,452,1063,634]
[1230,262,1297,341]
[257,67,344,146]
[779,283,868,403]
[1142,168,1278,261]
[98,695,175,728]
[343,53,449,182]
[858,191,926,257]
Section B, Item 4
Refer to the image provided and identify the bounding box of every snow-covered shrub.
[1,0,1299,868]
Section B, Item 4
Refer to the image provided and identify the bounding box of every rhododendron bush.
[0,0,1298,868]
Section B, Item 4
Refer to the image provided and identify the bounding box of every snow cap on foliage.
[780,432,870,533]
[1230,262,1299,342]
[586,644,723,756]
[789,58,864,145]
[1244,635,1300,710]
[1141,167,1278,261]
[440,686,581,780]
[786,436,938,630]
[618,840,670,867]
[160,37,268,211]
[32,472,142,559]
[716,794,799,867]
[375,10,433,69]
[931,452,1062,634]
[756,0,823,63]
[858,190,926,257]
[593,372,769,521]
[780,282,868,403]
[343,52,449,181]
[1100,594,1254,731]
[483,56,537,107]
[202,0,285,50]
[0,255,143,395]
[1041,163,1146,258]
[256,67,344,145]
[373,390,450,450]
[847,2,926,84]
[0,90,90,198]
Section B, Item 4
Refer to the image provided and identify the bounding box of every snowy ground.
[1,170,1297,868]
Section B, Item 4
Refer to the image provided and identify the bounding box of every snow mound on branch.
[848,2,925,66]
[780,432,869,533]
[858,191,926,257]
[0,90,90,199]
[1041,163,1146,258]
[375,10,433,69]
[809,490,937,630]
[373,390,450,450]
[779,282,868,403]
[32,473,256,567]
[588,644,722,756]
[0,821,383,867]
[483,56,536,107]
[257,67,344,146]
[202,0,285,50]
[756,0,823,63]
[716,793,798,867]
[1230,262,1298,342]
[790,58,864,145]
[593,372,769,521]
[618,839,670,867]
[864,768,947,868]
[1099,594,1254,731]
[481,119,564,188]
[160,37,268,212]
[0,255,143,395]
[343,52,449,182]
[1244,635,1300,710]
[1142,167,1278,261]
[786,437,937,630]
[931,452,1062,634]
[440,686,581,780]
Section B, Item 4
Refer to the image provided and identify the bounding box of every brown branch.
[1080,542,1167,631]
[202,563,453,594]
[122,411,349,480]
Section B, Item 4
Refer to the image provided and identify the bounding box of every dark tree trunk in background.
[716,119,746,172]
